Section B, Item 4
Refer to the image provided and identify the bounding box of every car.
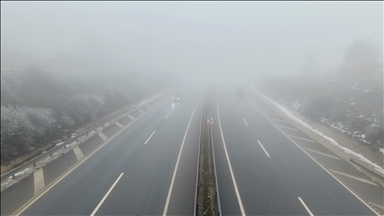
[71,133,77,138]
[236,89,244,97]
[172,94,182,102]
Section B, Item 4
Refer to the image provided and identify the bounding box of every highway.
[2,83,383,216]
[211,84,381,215]
[10,85,207,216]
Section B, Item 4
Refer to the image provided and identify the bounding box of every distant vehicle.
[172,94,182,102]
[71,133,77,138]
[236,89,244,97]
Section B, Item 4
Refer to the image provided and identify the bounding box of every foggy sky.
[1,1,383,81]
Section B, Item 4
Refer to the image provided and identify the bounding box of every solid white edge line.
[165,112,171,119]
[257,141,271,158]
[298,197,314,216]
[217,96,246,216]
[162,94,203,216]
[242,118,249,126]
[90,173,124,216]
[245,95,380,216]
[144,131,156,144]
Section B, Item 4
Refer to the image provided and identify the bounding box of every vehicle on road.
[172,94,182,102]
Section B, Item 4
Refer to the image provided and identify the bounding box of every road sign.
[207,118,213,124]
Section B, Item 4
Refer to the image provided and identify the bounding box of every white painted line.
[115,122,124,128]
[34,168,45,194]
[330,169,379,187]
[288,135,316,143]
[242,118,249,126]
[98,131,108,142]
[176,102,180,107]
[146,104,152,108]
[257,141,270,158]
[276,124,300,131]
[165,112,171,119]
[245,95,380,216]
[369,202,384,210]
[268,117,287,123]
[302,147,340,161]
[217,97,246,216]
[263,112,279,116]
[232,97,235,102]
[138,109,145,113]
[90,173,124,216]
[144,131,156,144]
[298,197,314,216]
[236,105,239,111]
[163,94,203,216]
[73,146,84,160]
[128,115,135,120]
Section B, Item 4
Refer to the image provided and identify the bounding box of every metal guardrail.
[1,90,172,182]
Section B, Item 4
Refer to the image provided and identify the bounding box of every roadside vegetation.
[1,68,175,163]
[257,38,383,151]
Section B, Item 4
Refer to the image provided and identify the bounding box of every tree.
[341,38,380,75]
[345,38,380,63]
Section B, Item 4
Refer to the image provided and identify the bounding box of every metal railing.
[1,90,173,182]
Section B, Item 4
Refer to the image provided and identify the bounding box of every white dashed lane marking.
[144,131,156,144]
[138,109,145,114]
[165,112,171,119]
[298,197,314,216]
[128,115,135,120]
[90,173,124,216]
[242,118,249,126]
[73,146,84,160]
[257,141,270,158]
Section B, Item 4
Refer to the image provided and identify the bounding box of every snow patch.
[258,91,384,175]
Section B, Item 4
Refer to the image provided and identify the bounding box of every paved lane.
[16,86,207,216]
[211,85,377,215]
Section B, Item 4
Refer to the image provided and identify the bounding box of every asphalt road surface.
[4,83,382,216]
[14,85,207,216]
[211,84,380,216]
